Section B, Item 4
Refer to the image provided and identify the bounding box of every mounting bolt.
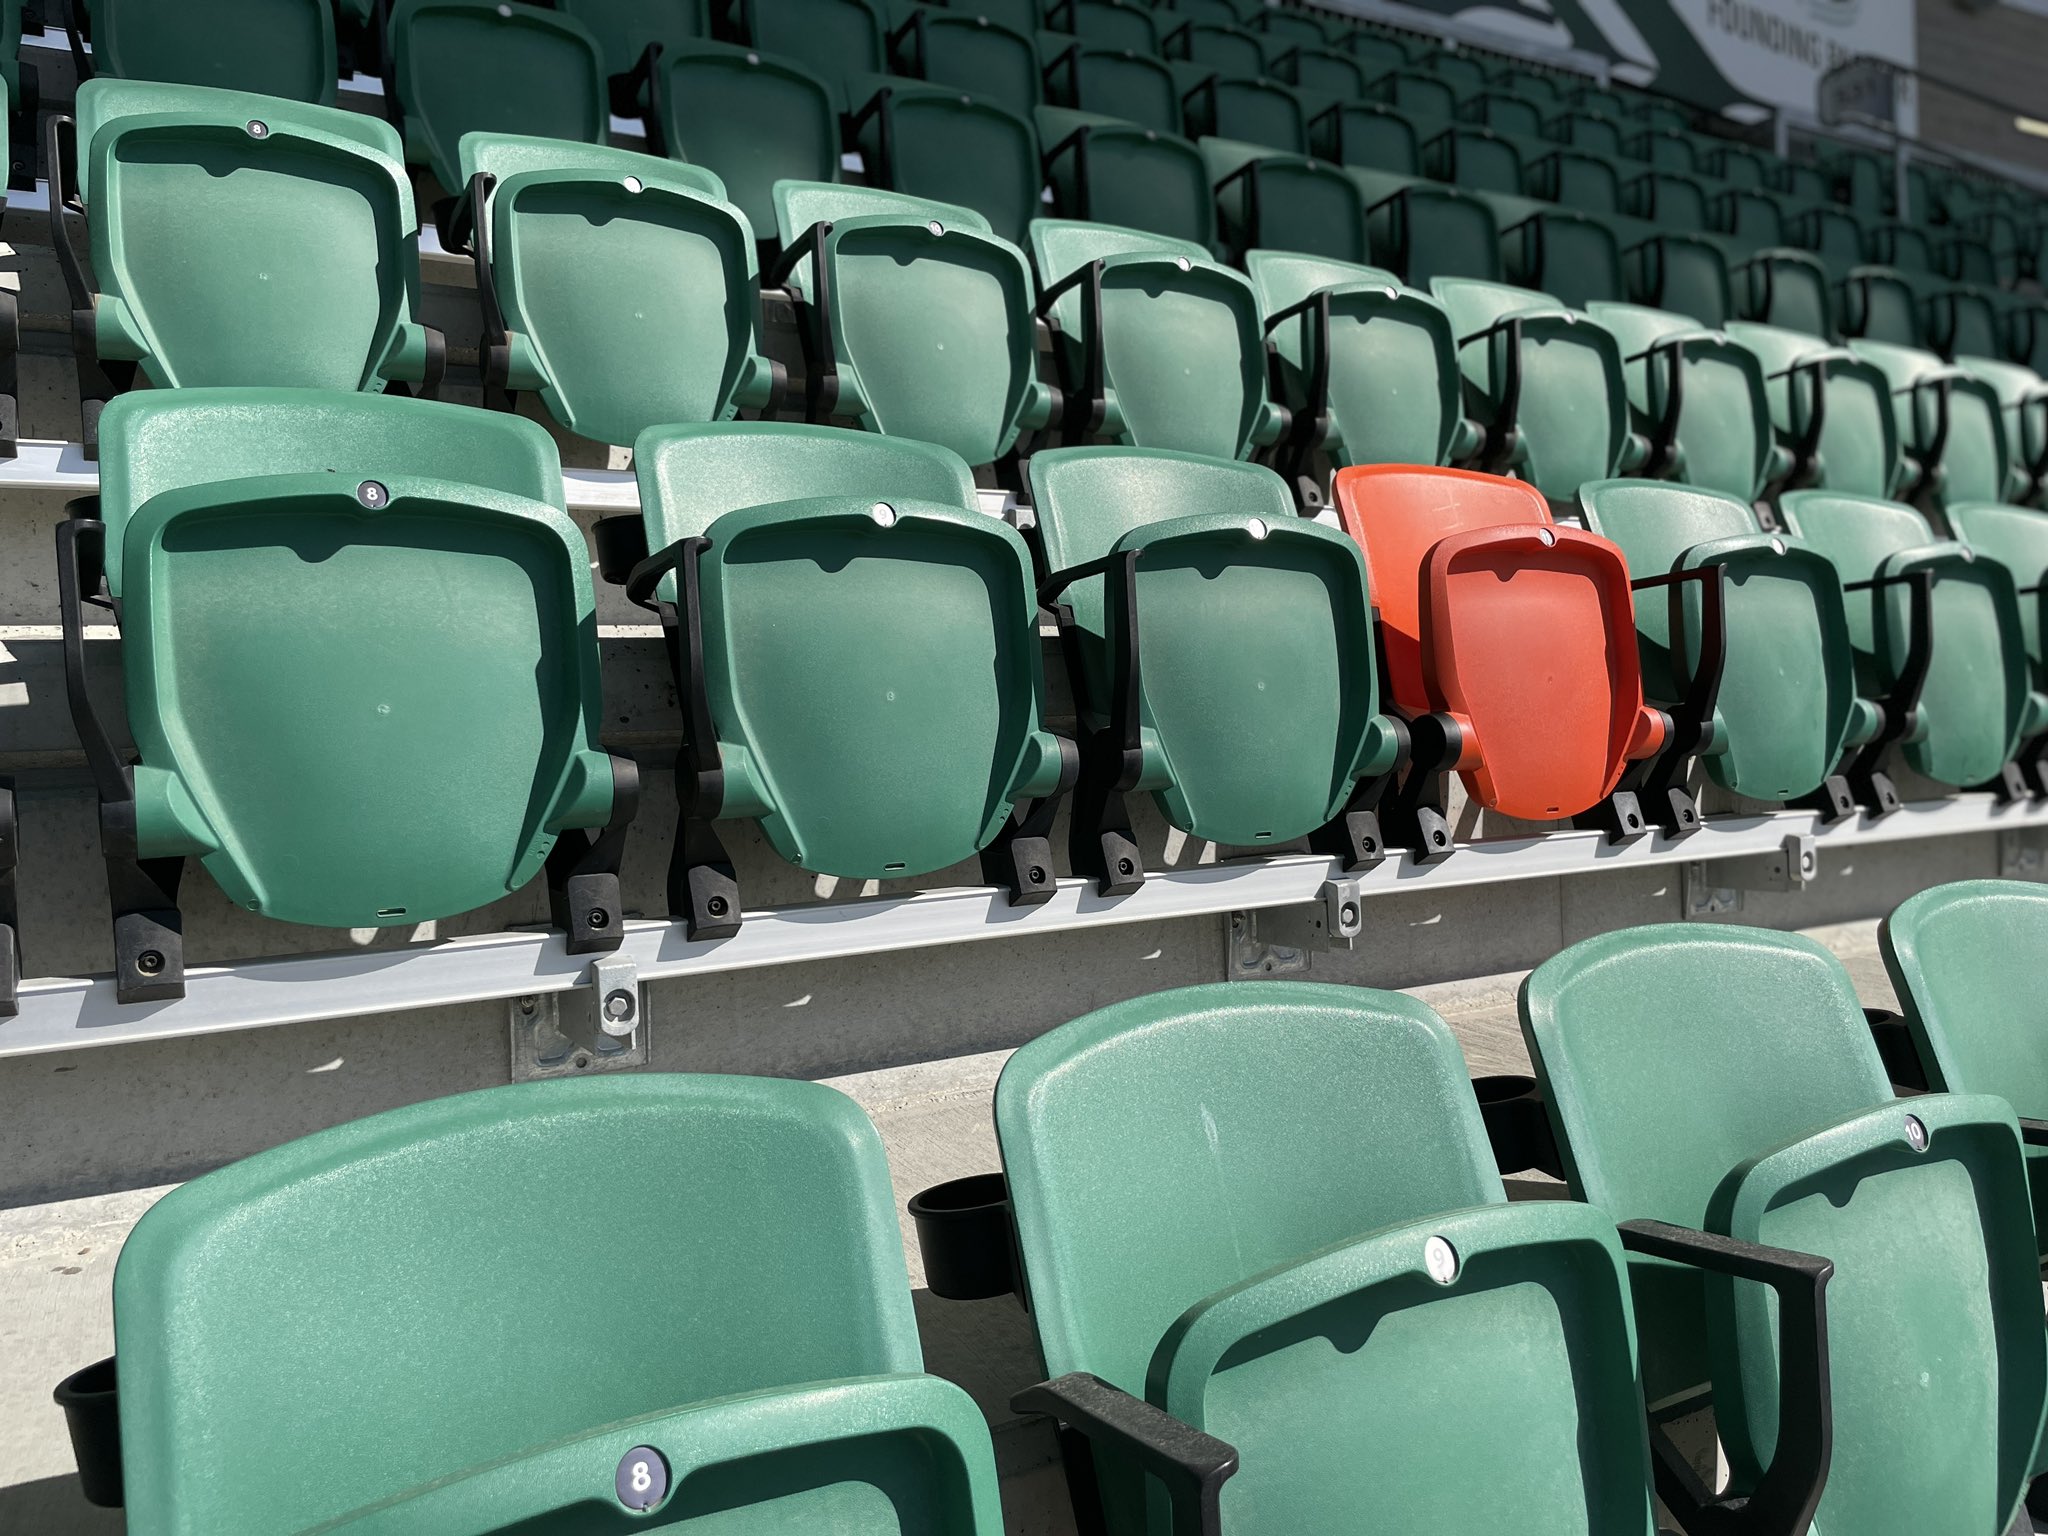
[136,950,164,976]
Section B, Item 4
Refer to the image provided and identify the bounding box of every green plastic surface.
[1366,181,1500,286]
[1725,321,1904,499]
[902,10,1042,116]
[998,981,1657,1536]
[1037,107,1214,245]
[1201,138,1366,263]
[389,0,608,191]
[558,0,709,76]
[1948,501,2048,679]
[1851,338,2013,508]
[853,77,1040,244]
[1028,447,1400,845]
[773,183,1046,465]
[1435,278,1634,502]
[1248,250,1470,469]
[1624,232,1730,328]
[1182,72,1306,151]
[1033,219,1275,459]
[1579,478,1864,802]
[84,0,337,103]
[75,79,430,398]
[1958,357,2048,498]
[462,134,764,448]
[1780,489,2036,787]
[651,42,840,235]
[743,0,887,106]
[115,1075,1001,1535]
[1041,42,1180,133]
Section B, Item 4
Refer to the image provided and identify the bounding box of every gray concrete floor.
[13,918,2025,1536]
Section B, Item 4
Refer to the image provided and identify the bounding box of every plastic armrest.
[1011,1374,1236,1536]
[1618,1219,1833,1536]
[308,1375,999,1536]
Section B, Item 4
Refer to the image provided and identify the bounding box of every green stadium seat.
[558,0,709,84]
[1418,123,1522,195]
[1851,336,2019,507]
[1957,356,2048,505]
[1936,233,2000,287]
[71,0,338,103]
[1162,17,1264,76]
[1037,107,1214,245]
[1883,881,2048,1236]
[1177,68,1308,150]
[49,80,442,456]
[849,76,1041,243]
[1867,222,1935,274]
[2010,300,2048,375]
[1698,140,1766,188]
[1201,138,1368,264]
[1032,218,1285,458]
[1372,67,1458,124]
[1248,250,1478,499]
[1787,203,1865,276]
[1521,146,1621,213]
[1169,0,1254,26]
[610,422,1072,935]
[892,7,1043,115]
[1626,127,1697,172]
[1334,464,1690,845]
[1780,487,2048,798]
[740,0,888,106]
[642,41,840,236]
[968,0,1046,35]
[1420,48,1488,99]
[1708,185,1786,247]
[1550,110,1624,161]
[1433,277,1645,502]
[1731,247,1835,339]
[1492,65,1565,108]
[1772,158,1832,204]
[1500,209,1624,308]
[1838,264,1924,346]
[1050,0,1159,52]
[1620,167,1708,230]
[1040,35,1181,131]
[1367,182,1502,285]
[1944,503,2048,789]
[974,981,1825,1536]
[1519,925,2044,1536]
[1459,89,1545,140]
[56,389,637,1004]
[1630,99,1690,134]
[1588,301,1790,502]
[1268,44,1365,98]
[1345,28,1411,78]
[768,181,1053,463]
[1564,83,1627,120]
[86,1074,1007,1534]
[1308,100,1418,174]
[1623,230,1732,327]
[1250,6,1329,53]
[1725,320,1908,500]
[1028,450,1407,885]
[1920,284,2004,363]
[1580,478,1877,817]
[386,0,607,192]
[451,134,774,449]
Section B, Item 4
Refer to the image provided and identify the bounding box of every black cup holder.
[909,1172,1021,1304]
[54,1356,123,1509]
[1473,1074,1563,1180]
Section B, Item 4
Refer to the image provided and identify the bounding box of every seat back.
[1273,44,1365,98]
[462,133,763,448]
[1625,232,1731,327]
[1041,39,1180,132]
[997,981,1656,1536]
[1589,300,1778,502]
[1032,218,1269,458]
[1504,209,1622,309]
[855,78,1041,243]
[1733,248,1833,340]
[1029,449,1387,844]
[1434,277,1633,502]
[1947,500,2048,677]
[899,8,1043,116]
[1037,107,1213,244]
[1248,250,1466,469]
[558,0,709,76]
[743,0,887,105]
[1182,70,1308,151]
[1580,478,1861,802]
[114,1075,930,1534]
[1334,464,1652,821]
[83,0,337,103]
[1780,488,2035,787]
[1839,265,1922,346]
[1170,19,1264,75]
[651,41,840,235]
[1373,67,1457,123]
[1419,124,1522,194]
[1523,925,2045,1536]
[1725,321,1902,498]
[388,0,607,191]
[1311,101,1418,174]
[1202,138,1367,263]
[76,79,423,398]
[1621,170,1707,231]
[774,182,1042,464]
[105,390,616,930]
[1852,337,2013,506]
[1062,0,1159,51]
[1368,182,1500,285]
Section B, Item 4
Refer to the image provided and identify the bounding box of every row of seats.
[19,388,2048,1017]
[53,879,2048,1534]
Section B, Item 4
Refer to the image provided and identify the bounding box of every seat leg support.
[1068,730,1143,897]
[546,757,639,954]
[99,801,183,1005]
[983,738,1080,907]
[1381,714,1459,864]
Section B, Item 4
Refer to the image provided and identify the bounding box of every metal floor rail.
[8,793,2046,1058]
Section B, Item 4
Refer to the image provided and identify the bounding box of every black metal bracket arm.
[981,734,1081,907]
[544,755,638,955]
[1380,707,1460,864]
[1616,564,1725,837]
[1838,567,1935,817]
[1262,289,1336,506]
[1012,1374,1239,1536]
[1035,259,1109,444]
[45,112,129,460]
[1457,314,1526,475]
[1628,337,1687,481]
[1767,352,1850,488]
[1308,712,1408,872]
[57,505,187,1003]
[1039,550,1146,895]
[625,534,740,941]
[0,776,17,1017]
[764,220,840,421]
[1617,1220,1833,1536]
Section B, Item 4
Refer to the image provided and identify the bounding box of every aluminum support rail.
[7,794,2044,1059]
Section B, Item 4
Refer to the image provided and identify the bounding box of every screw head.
[586,908,610,929]
[136,950,165,976]
[1904,1113,1930,1152]
[603,989,635,1022]
[1423,1235,1459,1284]
[1339,900,1360,927]
[707,895,729,917]
[1431,828,1448,846]
[1027,865,1047,884]
[1116,856,1135,876]
[356,479,390,509]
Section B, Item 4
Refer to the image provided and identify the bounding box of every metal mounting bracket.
[507,953,649,1081]
[1227,879,1365,979]
[1684,833,1818,918]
